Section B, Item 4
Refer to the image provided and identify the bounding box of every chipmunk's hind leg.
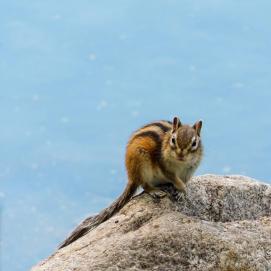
[142,182,167,203]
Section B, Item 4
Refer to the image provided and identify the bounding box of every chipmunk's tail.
[58,181,138,249]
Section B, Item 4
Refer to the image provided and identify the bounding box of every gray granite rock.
[179,175,271,222]
[31,175,271,271]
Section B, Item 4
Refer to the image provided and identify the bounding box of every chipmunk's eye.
[191,138,198,150]
[170,135,177,148]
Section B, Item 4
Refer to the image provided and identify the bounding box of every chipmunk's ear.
[172,117,181,133]
[193,120,202,136]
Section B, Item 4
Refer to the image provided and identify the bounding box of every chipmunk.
[59,117,203,249]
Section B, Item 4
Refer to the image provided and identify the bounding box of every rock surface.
[31,175,271,271]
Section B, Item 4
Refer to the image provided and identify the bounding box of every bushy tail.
[58,181,137,249]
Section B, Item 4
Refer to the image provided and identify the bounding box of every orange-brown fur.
[59,117,203,249]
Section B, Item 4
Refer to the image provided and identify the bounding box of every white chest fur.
[164,159,195,183]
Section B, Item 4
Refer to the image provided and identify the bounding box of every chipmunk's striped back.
[126,120,173,191]
[127,120,173,163]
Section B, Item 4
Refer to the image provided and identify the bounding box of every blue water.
[1,1,271,270]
